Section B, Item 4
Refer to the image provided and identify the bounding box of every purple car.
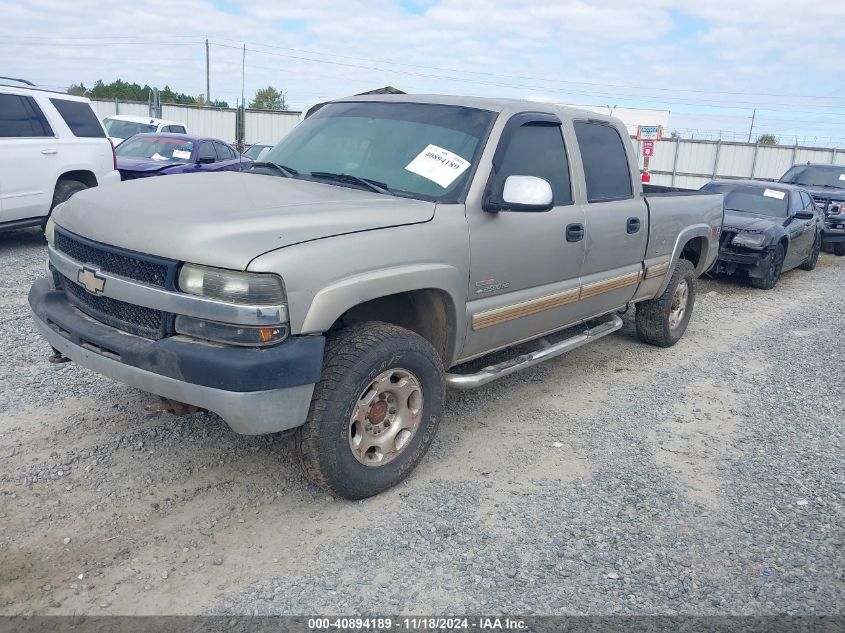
[115,133,250,180]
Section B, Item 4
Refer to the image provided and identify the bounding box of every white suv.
[0,79,121,233]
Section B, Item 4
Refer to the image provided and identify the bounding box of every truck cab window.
[574,121,633,202]
[494,123,571,204]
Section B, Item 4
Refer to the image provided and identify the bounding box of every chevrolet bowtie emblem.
[77,266,106,294]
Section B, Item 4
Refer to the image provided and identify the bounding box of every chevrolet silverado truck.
[29,95,723,499]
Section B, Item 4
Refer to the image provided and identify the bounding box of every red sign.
[641,140,655,157]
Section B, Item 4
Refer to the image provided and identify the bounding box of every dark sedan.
[701,180,822,289]
[115,133,250,180]
[780,163,845,256]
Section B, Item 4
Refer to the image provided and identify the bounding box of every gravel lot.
[1,227,843,616]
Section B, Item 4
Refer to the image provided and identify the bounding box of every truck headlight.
[178,264,286,305]
[731,232,767,249]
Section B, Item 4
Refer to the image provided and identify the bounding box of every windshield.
[103,119,157,138]
[116,137,194,162]
[780,165,845,188]
[701,183,788,218]
[243,144,271,160]
[261,101,496,202]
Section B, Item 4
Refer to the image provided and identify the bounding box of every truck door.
[462,113,586,361]
[570,120,648,318]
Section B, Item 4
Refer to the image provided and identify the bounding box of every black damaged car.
[779,163,845,256]
[701,180,822,290]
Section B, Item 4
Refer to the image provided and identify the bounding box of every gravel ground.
[0,227,843,616]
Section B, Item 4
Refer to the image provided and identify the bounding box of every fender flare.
[299,263,467,355]
[656,224,715,296]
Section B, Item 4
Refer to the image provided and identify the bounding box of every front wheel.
[798,233,821,271]
[635,259,696,348]
[295,322,444,499]
[834,241,845,257]
[750,243,785,290]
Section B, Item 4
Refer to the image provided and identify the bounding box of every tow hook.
[48,347,71,364]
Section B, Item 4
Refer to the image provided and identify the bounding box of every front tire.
[295,322,444,499]
[834,241,845,257]
[798,233,821,271]
[750,243,785,290]
[42,179,88,231]
[635,259,696,348]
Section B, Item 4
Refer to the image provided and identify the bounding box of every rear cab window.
[573,121,633,202]
[49,98,106,138]
[0,93,53,137]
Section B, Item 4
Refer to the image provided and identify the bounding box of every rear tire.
[42,179,89,231]
[750,243,785,289]
[295,322,444,500]
[635,259,696,348]
[834,241,845,257]
[798,233,821,271]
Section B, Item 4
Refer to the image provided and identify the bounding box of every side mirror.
[197,156,215,164]
[794,210,815,220]
[485,175,554,213]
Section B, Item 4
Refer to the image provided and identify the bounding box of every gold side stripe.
[472,287,580,330]
[644,261,670,280]
[579,270,642,299]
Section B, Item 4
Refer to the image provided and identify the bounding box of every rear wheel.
[42,179,88,231]
[295,322,444,499]
[635,259,696,348]
[750,243,785,290]
[798,233,821,271]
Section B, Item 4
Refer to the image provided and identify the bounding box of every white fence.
[637,138,845,189]
[89,99,301,145]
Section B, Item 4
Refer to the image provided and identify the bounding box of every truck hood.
[53,172,436,270]
[722,210,784,233]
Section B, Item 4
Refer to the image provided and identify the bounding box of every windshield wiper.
[249,161,298,178]
[310,171,391,195]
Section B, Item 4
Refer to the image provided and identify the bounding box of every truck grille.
[55,229,172,287]
[53,228,178,339]
[61,277,164,338]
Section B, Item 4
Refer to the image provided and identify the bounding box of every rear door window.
[0,94,53,137]
[214,142,236,160]
[49,98,106,138]
[574,121,633,202]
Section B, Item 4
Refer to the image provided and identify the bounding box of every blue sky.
[1,0,844,145]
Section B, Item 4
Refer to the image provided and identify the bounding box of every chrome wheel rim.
[669,279,689,330]
[348,368,423,467]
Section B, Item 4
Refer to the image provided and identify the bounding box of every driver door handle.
[566,223,585,242]
[627,217,641,234]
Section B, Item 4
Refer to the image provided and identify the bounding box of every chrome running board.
[444,314,624,390]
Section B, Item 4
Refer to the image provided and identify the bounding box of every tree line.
[67,79,289,111]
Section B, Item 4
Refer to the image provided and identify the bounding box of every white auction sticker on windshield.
[405,144,470,188]
[172,149,191,160]
[839,174,845,181]
[763,188,785,200]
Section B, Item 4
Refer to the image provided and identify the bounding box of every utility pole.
[205,38,210,104]
[747,108,756,143]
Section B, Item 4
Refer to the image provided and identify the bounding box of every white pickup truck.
[30,95,724,498]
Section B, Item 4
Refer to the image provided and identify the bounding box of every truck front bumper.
[29,278,324,435]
